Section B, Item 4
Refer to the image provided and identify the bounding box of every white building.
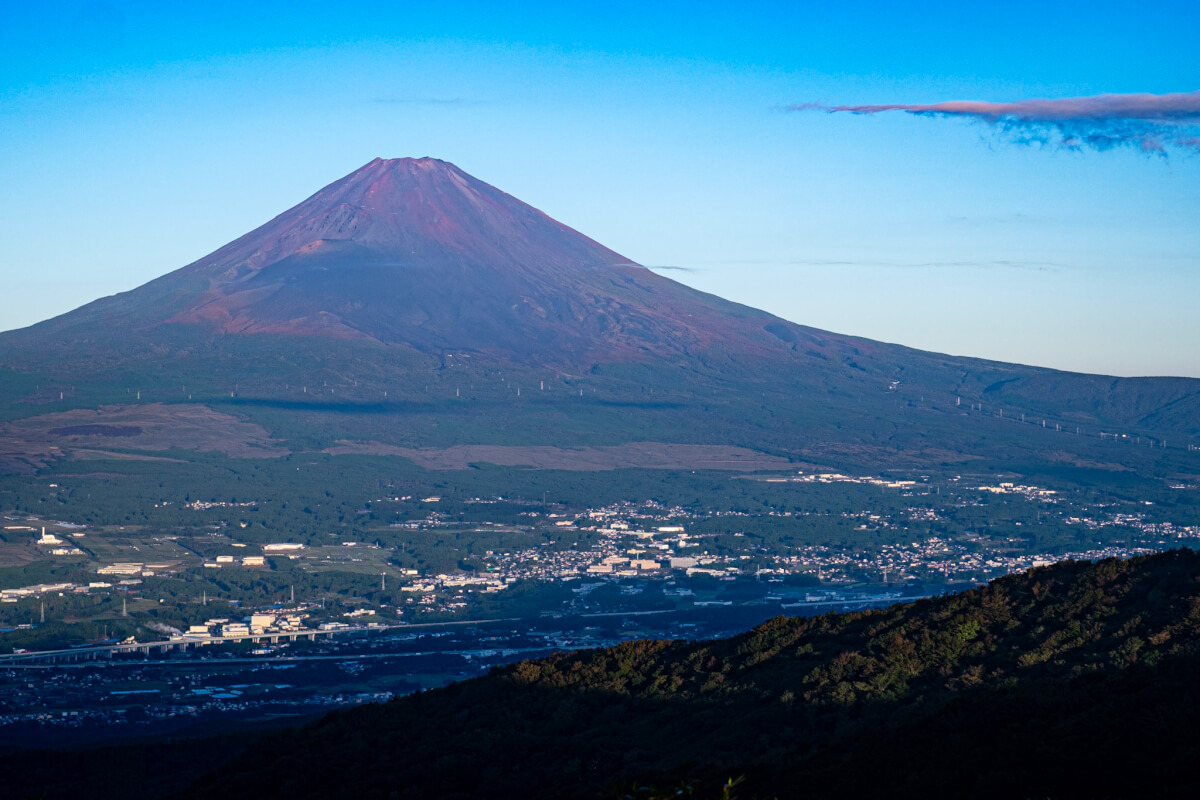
[249,614,275,631]
[98,563,144,576]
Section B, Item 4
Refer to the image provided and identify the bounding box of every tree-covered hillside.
[169,549,1200,800]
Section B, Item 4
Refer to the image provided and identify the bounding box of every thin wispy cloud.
[644,264,701,273]
[664,259,1063,273]
[787,90,1200,156]
[781,258,1063,272]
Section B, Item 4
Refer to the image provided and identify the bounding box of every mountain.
[0,157,1198,474]
[10,550,1200,799]
[7,157,830,365]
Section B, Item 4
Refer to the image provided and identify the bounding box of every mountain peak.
[11,157,840,365]
[365,155,445,167]
[60,157,702,358]
[181,156,635,282]
[346,155,458,181]
[10,158,804,363]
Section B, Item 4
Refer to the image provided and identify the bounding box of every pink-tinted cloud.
[788,91,1200,155]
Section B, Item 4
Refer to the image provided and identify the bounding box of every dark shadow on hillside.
[176,650,1200,800]
[12,552,1200,800]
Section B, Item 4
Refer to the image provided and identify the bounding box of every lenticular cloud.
[789,91,1200,155]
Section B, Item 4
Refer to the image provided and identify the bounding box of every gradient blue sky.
[3,1,1198,376]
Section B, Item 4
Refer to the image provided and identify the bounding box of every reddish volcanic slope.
[21,157,834,364]
[183,157,635,283]
[6,157,1200,442]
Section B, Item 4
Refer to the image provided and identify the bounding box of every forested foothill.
[8,549,1200,799]
[180,549,1200,800]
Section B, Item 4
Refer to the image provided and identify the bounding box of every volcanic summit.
[22,157,818,365]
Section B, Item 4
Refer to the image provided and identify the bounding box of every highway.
[0,596,914,665]
[0,616,529,665]
[0,627,355,664]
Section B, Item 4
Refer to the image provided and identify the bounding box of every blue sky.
[2,0,1198,376]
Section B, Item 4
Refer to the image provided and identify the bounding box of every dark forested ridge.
[141,550,1200,800]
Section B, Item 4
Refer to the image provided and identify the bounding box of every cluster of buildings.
[1,582,81,603]
[181,611,313,640]
[975,482,1060,499]
[171,610,372,642]
[202,554,266,568]
[0,524,87,557]
[32,529,85,556]
[390,483,1195,604]
[763,537,1149,585]
[202,542,305,569]
[97,562,175,576]
[184,500,257,511]
[1,580,122,603]
[448,512,743,590]
[790,472,921,490]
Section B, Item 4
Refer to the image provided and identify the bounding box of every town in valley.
[2,461,1196,745]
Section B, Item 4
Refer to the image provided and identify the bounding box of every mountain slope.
[169,550,1200,800]
[0,157,1197,472]
[6,157,840,365]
